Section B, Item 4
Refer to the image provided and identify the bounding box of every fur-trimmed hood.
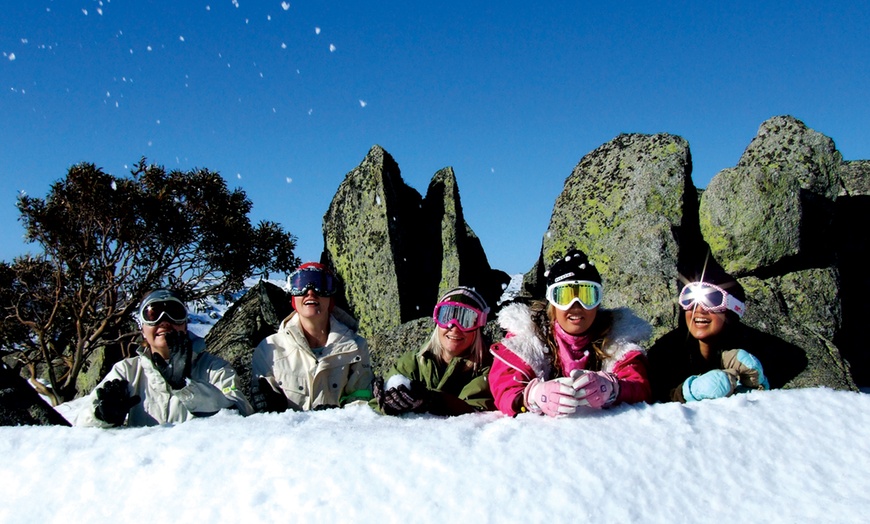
[495,302,651,376]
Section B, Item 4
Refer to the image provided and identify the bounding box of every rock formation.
[1,363,71,426]
[205,280,294,399]
[322,145,509,339]
[522,133,701,341]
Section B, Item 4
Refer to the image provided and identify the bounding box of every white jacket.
[251,308,373,411]
[74,333,253,427]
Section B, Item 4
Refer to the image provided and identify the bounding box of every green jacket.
[372,348,495,416]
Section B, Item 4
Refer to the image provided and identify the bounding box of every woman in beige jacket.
[74,289,253,427]
[251,263,373,412]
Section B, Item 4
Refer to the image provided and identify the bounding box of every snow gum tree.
[0,159,299,404]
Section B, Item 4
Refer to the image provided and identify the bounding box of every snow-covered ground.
[3,277,869,522]
[3,389,869,522]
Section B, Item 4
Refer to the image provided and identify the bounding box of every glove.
[252,376,288,413]
[523,377,581,417]
[94,379,141,426]
[681,369,737,402]
[721,349,770,391]
[570,370,620,408]
[152,331,193,389]
[382,381,429,415]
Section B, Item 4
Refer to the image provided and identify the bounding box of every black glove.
[252,376,288,413]
[382,381,429,415]
[94,379,141,426]
[152,331,193,389]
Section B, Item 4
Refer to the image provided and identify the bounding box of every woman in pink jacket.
[489,249,651,417]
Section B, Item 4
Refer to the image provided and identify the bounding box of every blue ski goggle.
[287,267,336,297]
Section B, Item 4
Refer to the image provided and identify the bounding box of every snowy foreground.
[2,388,869,522]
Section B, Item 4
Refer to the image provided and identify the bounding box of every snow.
[2,390,869,521]
[3,278,869,522]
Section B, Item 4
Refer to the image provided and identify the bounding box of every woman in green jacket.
[372,286,495,416]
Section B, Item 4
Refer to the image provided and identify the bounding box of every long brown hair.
[529,300,614,376]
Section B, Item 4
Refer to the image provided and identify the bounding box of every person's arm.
[170,353,252,418]
[73,364,136,428]
[427,371,495,416]
[489,344,532,416]
[340,337,374,405]
[611,349,652,404]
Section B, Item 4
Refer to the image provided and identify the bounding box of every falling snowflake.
[179,36,185,42]
[6,53,15,61]
[376,196,381,205]
[315,27,321,34]
[206,5,211,11]
[111,181,117,190]
[156,119,161,125]
[359,100,367,107]
[147,45,152,51]
[308,108,313,115]
[267,15,272,21]
[282,2,291,11]
[286,177,293,184]
[237,173,242,180]
[329,44,336,52]
[82,9,88,15]
[281,43,287,49]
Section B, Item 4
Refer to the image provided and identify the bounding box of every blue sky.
[1,1,867,275]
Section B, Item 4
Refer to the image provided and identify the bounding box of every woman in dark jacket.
[648,268,769,403]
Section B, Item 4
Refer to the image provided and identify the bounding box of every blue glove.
[682,369,737,402]
[722,349,770,391]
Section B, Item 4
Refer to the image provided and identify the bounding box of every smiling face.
[142,320,187,358]
[292,289,331,320]
[685,306,727,341]
[553,303,598,336]
[437,325,476,363]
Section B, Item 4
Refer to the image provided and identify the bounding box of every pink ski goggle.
[679,281,745,318]
[432,301,487,332]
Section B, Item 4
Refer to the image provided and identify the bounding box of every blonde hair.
[418,326,486,371]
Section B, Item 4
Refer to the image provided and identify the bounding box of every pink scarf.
[553,321,592,376]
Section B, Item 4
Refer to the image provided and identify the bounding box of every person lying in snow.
[74,289,253,427]
[647,268,770,403]
[489,249,651,417]
[371,286,495,416]
[251,262,373,412]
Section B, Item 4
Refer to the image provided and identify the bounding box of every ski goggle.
[433,301,487,332]
[139,298,188,326]
[288,267,336,297]
[678,281,745,318]
[546,281,603,311]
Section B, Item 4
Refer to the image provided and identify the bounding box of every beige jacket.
[251,308,373,410]
[74,334,253,427]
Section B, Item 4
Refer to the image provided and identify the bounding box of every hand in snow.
[721,349,770,391]
[382,381,429,415]
[252,376,288,413]
[681,369,737,402]
[523,377,581,417]
[570,369,619,408]
[94,379,141,426]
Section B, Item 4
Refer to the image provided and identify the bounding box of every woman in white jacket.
[251,263,373,412]
[74,289,253,427]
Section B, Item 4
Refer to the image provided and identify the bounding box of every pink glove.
[570,370,620,408]
[523,377,581,417]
